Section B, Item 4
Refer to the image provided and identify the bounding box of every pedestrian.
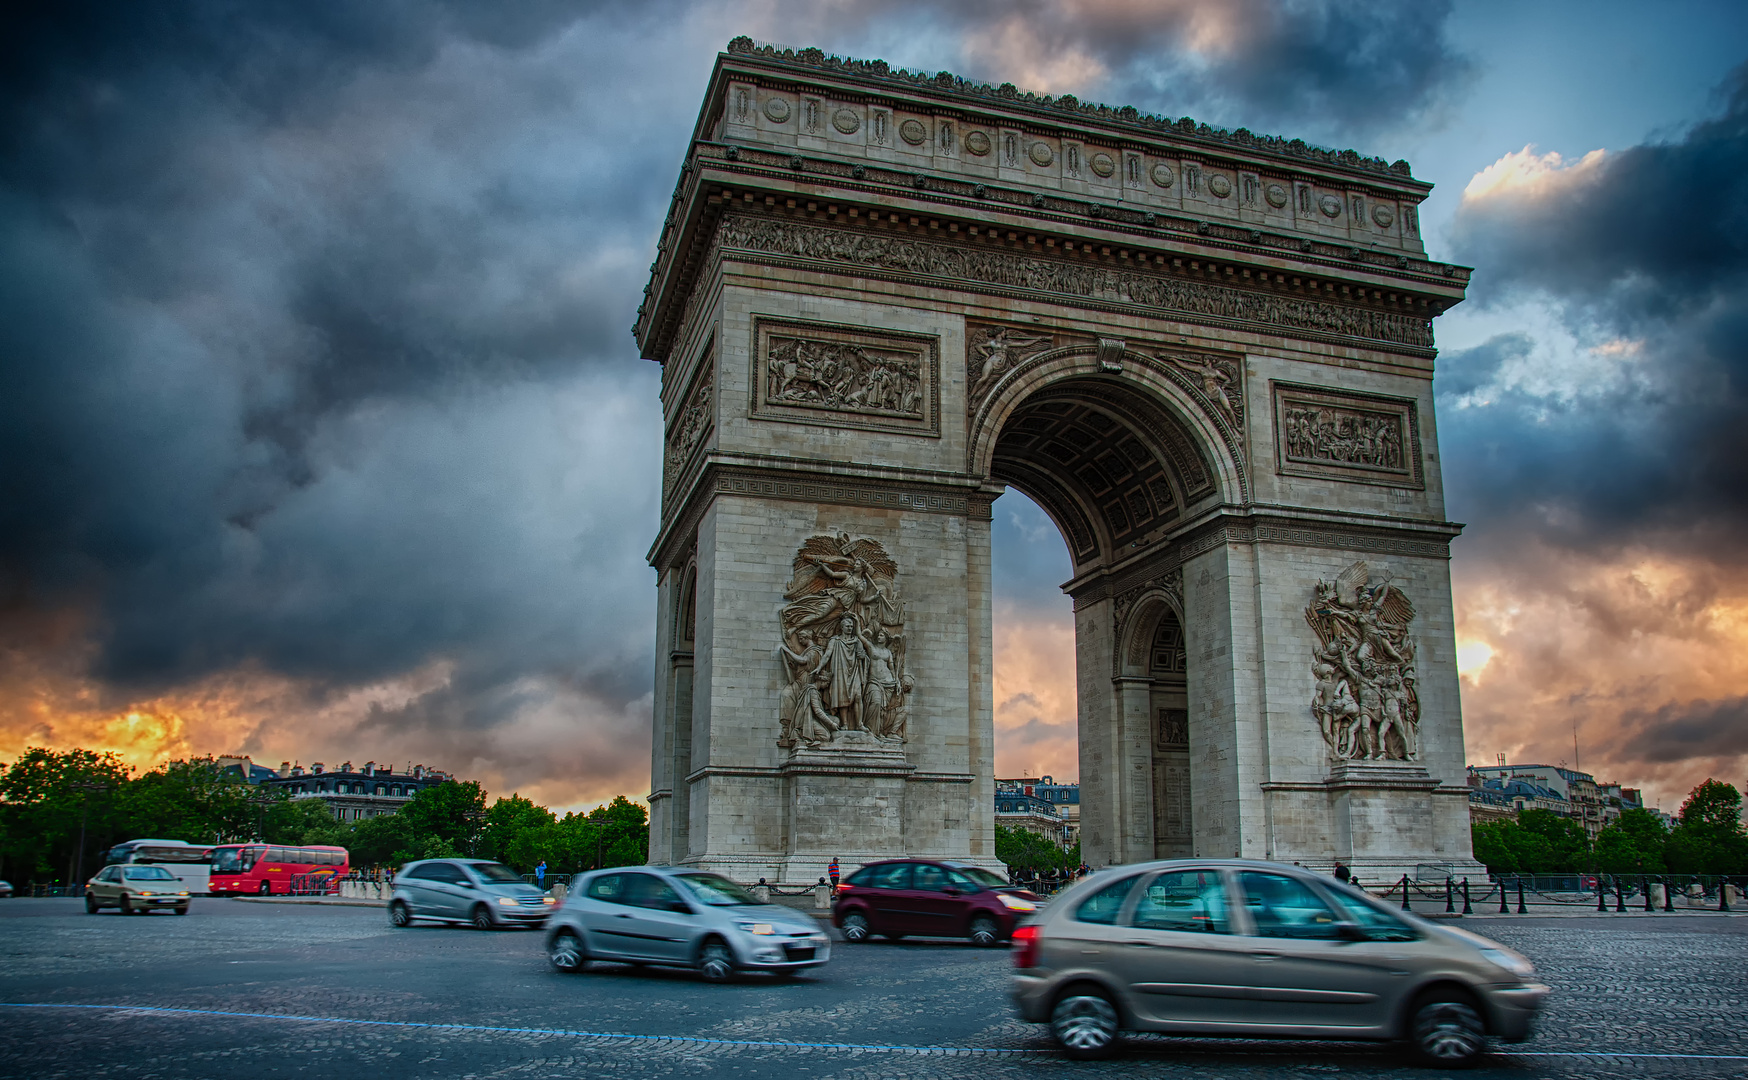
[535,861,547,888]
[828,856,840,891]
[1333,860,1352,884]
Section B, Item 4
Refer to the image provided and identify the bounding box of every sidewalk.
[235,896,383,909]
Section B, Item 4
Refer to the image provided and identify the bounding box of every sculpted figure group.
[766,336,923,418]
[1305,561,1421,763]
[778,535,914,749]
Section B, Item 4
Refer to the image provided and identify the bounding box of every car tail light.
[1012,924,1041,969]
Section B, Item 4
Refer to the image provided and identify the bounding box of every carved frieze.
[1113,566,1183,641]
[966,321,1068,416]
[1273,383,1421,488]
[752,317,939,437]
[663,359,713,498]
[778,534,912,750]
[716,214,1436,351]
[1155,708,1189,751]
[1305,561,1420,764]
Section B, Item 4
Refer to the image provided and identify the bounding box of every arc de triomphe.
[639,39,1480,881]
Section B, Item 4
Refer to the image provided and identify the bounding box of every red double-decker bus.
[208,844,349,896]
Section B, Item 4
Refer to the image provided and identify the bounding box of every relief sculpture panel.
[1273,383,1421,488]
[777,534,913,750]
[663,360,713,500]
[753,317,939,437]
[1305,561,1421,763]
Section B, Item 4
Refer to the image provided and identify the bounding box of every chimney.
[363,760,376,776]
[291,765,304,777]
[312,762,325,775]
[412,765,425,779]
[278,761,291,777]
[341,761,353,774]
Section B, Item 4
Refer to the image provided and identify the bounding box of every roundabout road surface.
[0,898,1743,1078]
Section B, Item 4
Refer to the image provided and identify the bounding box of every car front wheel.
[1408,991,1487,1068]
[840,912,870,943]
[698,939,735,982]
[1051,987,1121,1060]
[968,915,1000,947]
[173,906,188,916]
[389,901,412,927]
[85,893,98,914]
[549,929,588,973]
[471,905,496,931]
[119,896,133,915]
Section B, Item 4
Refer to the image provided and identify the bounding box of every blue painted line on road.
[5,1003,1747,1061]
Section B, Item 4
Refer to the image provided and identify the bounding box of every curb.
[234,897,383,909]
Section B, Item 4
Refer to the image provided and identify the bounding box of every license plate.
[783,947,815,961]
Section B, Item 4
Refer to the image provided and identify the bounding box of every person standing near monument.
[829,857,840,891]
[1334,861,1352,884]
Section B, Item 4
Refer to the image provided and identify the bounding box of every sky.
[2,1,1746,815]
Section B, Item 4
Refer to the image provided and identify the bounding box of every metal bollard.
[1517,878,1527,914]
[1445,878,1455,913]
[1615,877,1626,913]
[1643,875,1653,912]
[1721,879,1733,913]
[1400,874,1411,912]
[1462,878,1472,915]
[1498,878,1510,914]
[1665,876,1675,913]
[1597,875,1607,912]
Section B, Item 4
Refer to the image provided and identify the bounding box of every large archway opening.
[986,372,1223,866]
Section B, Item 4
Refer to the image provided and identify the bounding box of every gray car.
[544,866,830,981]
[1011,859,1548,1066]
[388,859,556,930]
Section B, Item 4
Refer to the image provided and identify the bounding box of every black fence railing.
[1371,873,1744,914]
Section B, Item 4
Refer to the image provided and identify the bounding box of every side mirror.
[1333,920,1369,943]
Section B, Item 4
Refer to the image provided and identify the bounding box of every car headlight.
[541,896,557,905]
[139,891,154,897]
[1478,947,1536,979]
[497,897,520,906]
[998,894,1037,912]
[736,921,776,935]
[178,892,189,897]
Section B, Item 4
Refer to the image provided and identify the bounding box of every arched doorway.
[980,361,1235,869]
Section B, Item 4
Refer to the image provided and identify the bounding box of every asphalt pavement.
[0,897,1743,1079]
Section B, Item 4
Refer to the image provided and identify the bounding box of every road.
[0,897,1744,1078]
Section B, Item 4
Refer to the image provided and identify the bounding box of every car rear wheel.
[389,901,412,927]
[968,915,1000,947]
[840,912,870,943]
[258,880,272,896]
[1407,991,1487,1068]
[1051,987,1121,1060]
[471,904,496,931]
[698,939,735,982]
[84,893,98,914]
[548,929,588,973]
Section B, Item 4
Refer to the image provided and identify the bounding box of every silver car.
[388,859,556,929]
[544,867,830,981]
[1012,859,1548,1066]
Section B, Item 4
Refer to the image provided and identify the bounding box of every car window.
[586,874,628,903]
[99,867,120,882]
[1072,874,1140,925]
[844,867,875,887]
[947,865,1007,889]
[466,862,522,884]
[946,870,985,892]
[626,874,684,911]
[675,874,757,906]
[1328,884,1419,942]
[1132,870,1231,934]
[913,865,954,892]
[123,867,176,881]
[1238,872,1342,939]
[865,863,912,890]
[401,864,437,881]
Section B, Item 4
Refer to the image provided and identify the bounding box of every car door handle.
[615,913,632,918]
[1251,951,1280,962]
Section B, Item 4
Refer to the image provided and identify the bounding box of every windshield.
[467,862,524,884]
[675,873,758,906]
[123,867,176,880]
[948,865,1009,888]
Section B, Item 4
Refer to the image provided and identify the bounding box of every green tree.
[1593,808,1669,874]
[0,748,132,882]
[995,824,1071,873]
[545,796,649,873]
[1666,780,1747,875]
[478,795,556,867]
[348,811,414,867]
[119,758,256,844]
[263,798,345,846]
[398,780,488,856]
[1517,808,1590,872]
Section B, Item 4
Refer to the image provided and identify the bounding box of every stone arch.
[969,343,1247,525]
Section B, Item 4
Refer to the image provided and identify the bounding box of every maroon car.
[832,860,1040,945]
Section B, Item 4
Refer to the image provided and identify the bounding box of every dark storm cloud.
[845,0,1472,146]
[0,1,707,789]
[1444,64,1748,562]
[1613,695,1748,765]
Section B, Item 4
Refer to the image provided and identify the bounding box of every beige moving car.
[85,865,191,915]
[1011,859,1547,1066]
